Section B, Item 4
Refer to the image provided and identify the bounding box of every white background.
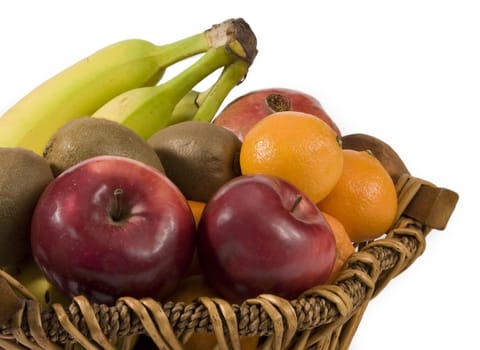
[0,1,477,349]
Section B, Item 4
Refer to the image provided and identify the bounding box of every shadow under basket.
[0,173,459,350]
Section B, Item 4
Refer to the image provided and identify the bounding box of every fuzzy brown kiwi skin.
[341,133,410,183]
[148,121,242,202]
[0,147,54,274]
[43,117,165,177]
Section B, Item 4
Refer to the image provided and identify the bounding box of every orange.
[240,111,343,203]
[166,275,219,349]
[166,274,217,303]
[187,200,206,228]
[321,212,355,283]
[167,275,258,349]
[186,200,206,276]
[318,149,398,243]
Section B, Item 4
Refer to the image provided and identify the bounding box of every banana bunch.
[0,18,257,154]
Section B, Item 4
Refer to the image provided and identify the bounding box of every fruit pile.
[1,17,407,348]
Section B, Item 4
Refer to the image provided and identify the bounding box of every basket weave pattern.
[0,174,458,350]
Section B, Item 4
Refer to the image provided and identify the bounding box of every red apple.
[30,155,196,305]
[213,87,341,141]
[197,174,336,303]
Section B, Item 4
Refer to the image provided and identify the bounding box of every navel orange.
[240,111,343,203]
[318,149,398,243]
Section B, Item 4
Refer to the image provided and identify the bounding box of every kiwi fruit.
[148,121,242,202]
[0,147,54,274]
[43,117,165,176]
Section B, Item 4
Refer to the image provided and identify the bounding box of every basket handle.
[396,173,459,230]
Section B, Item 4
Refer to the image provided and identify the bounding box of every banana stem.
[151,32,210,69]
[152,18,257,73]
[161,46,238,107]
[192,59,250,122]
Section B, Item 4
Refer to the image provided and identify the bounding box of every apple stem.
[111,188,124,222]
[266,93,291,112]
[290,195,303,212]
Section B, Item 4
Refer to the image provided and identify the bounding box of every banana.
[168,89,205,126]
[92,45,254,139]
[0,18,254,155]
[13,258,70,308]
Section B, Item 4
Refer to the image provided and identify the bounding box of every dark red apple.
[213,87,341,141]
[197,174,336,303]
[30,155,196,305]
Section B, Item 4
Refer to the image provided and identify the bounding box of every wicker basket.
[0,173,458,350]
